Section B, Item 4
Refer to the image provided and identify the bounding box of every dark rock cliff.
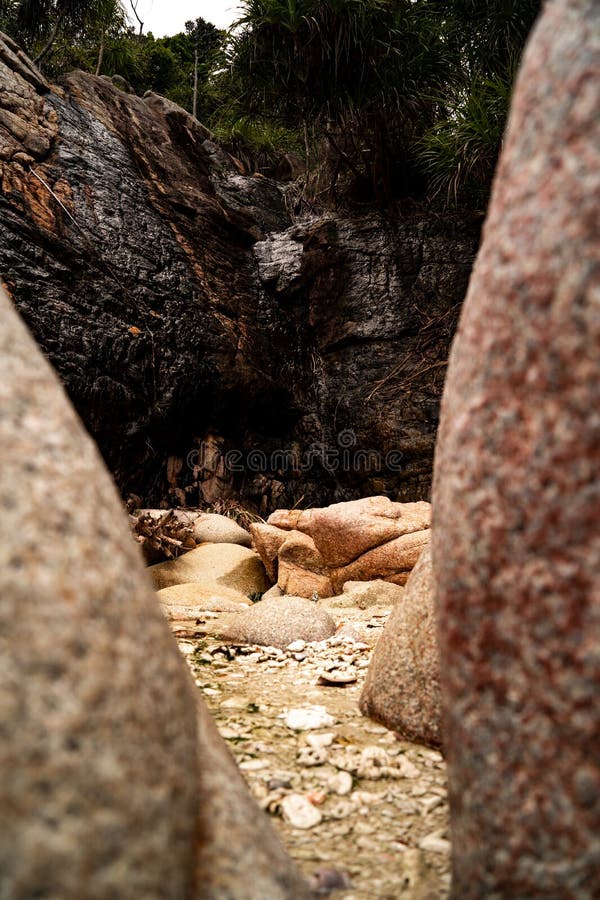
[0,33,480,512]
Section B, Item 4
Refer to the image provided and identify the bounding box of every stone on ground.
[324,579,405,610]
[0,283,311,899]
[149,542,270,595]
[220,596,337,649]
[359,546,441,748]
[255,497,430,597]
[193,513,251,547]
[157,582,251,620]
[433,1,600,894]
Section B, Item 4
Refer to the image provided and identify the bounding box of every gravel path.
[173,604,451,898]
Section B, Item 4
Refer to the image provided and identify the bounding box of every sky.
[132,1,243,36]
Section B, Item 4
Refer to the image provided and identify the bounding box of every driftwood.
[130,509,197,565]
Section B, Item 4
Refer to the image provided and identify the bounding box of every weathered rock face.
[0,33,480,512]
[0,283,311,898]
[252,496,431,596]
[432,0,600,895]
[359,546,441,748]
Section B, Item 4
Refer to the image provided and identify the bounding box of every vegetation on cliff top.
[0,0,541,209]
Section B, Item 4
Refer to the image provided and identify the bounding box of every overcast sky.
[132,1,243,36]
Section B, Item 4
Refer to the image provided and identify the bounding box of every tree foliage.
[2,0,542,210]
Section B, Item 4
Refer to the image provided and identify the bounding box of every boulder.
[193,513,252,547]
[269,496,431,567]
[250,522,288,581]
[359,547,441,748]
[324,580,405,610]
[0,284,310,898]
[256,498,430,597]
[262,584,284,601]
[433,1,600,895]
[157,583,251,619]
[220,597,337,649]
[277,531,335,598]
[149,543,270,595]
[330,529,430,591]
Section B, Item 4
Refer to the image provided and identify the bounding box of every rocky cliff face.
[0,32,480,512]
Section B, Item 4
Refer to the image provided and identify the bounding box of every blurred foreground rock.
[433,1,600,895]
[0,284,311,898]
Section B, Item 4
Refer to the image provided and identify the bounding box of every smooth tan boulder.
[149,543,270,595]
[359,546,441,748]
[324,579,405,610]
[0,284,311,899]
[157,583,251,620]
[193,513,251,547]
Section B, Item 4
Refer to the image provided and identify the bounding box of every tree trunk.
[95,29,106,76]
[192,47,198,119]
[34,11,65,66]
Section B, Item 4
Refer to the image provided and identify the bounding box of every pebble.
[281,793,323,829]
[351,790,382,806]
[306,732,335,749]
[297,746,329,767]
[239,759,269,771]
[421,795,444,813]
[220,696,247,709]
[419,830,452,854]
[326,770,353,796]
[287,640,306,652]
[326,799,354,819]
[317,667,358,686]
[267,777,292,791]
[396,756,421,779]
[283,706,336,731]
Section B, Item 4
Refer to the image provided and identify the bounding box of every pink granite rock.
[359,546,441,748]
[249,522,289,582]
[268,496,430,567]
[0,285,311,899]
[259,497,431,597]
[277,531,335,598]
[331,529,430,592]
[433,1,600,895]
